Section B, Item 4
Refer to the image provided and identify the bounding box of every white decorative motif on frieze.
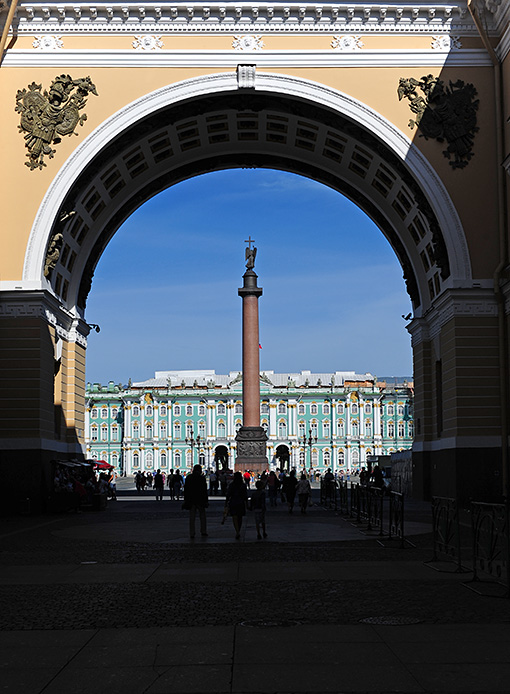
[331,35,364,50]
[32,35,64,49]
[232,35,264,51]
[431,35,461,50]
[132,34,164,50]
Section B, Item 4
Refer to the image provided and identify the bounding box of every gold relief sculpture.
[397,75,479,169]
[15,74,98,170]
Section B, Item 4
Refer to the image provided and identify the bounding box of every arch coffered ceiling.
[24,71,471,318]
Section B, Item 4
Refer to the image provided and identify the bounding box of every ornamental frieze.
[397,74,479,169]
[15,74,98,170]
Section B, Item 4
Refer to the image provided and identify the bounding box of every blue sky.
[85,169,413,385]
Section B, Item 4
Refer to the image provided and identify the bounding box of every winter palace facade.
[85,369,413,476]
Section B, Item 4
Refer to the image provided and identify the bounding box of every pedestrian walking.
[173,470,183,500]
[266,470,280,507]
[282,469,298,513]
[183,464,209,538]
[226,471,248,539]
[154,469,164,501]
[250,480,268,539]
[296,473,312,514]
[167,469,175,499]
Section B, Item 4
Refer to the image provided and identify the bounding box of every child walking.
[250,480,268,540]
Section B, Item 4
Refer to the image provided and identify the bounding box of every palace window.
[111,425,118,442]
[278,420,287,438]
[160,405,167,417]
[298,421,305,438]
[174,422,181,439]
[174,404,181,416]
[364,403,371,414]
[186,405,193,416]
[278,403,286,414]
[351,449,360,464]
[397,405,404,416]
[310,421,318,437]
[351,403,359,415]
[351,421,359,437]
[198,421,205,438]
[398,421,405,437]
[323,403,330,415]
[217,403,226,415]
[133,452,140,468]
[111,408,118,419]
[235,421,241,433]
[261,403,269,414]
[310,404,318,415]
[337,403,344,415]
[262,421,268,433]
[160,423,167,438]
[299,450,305,466]
[91,408,98,419]
[198,404,205,416]
[365,421,372,436]
[145,451,154,468]
[186,422,193,438]
[387,404,394,416]
[160,451,167,468]
[298,404,305,415]
[111,452,118,468]
[337,420,345,436]
[132,405,140,417]
[235,403,242,414]
[146,405,153,416]
[175,451,181,467]
[408,422,414,437]
[101,408,108,419]
[146,423,153,439]
[217,421,226,438]
[132,422,140,439]
[323,420,330,438]
[186,450,192,467]
[91,425,98,441]
[323,449,331,466]
[338,449,345,466]
[311,449,318,465]
[388,421,395,437]
[100,425,108,441]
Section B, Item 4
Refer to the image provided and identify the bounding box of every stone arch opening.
[25,72,470,325]
[214,445,230,471]
[275,444,291,471]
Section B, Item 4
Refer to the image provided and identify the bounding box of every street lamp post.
[300,429,317,473]
[185,430,205,469]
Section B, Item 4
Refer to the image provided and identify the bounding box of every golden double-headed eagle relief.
[15,74,98,170]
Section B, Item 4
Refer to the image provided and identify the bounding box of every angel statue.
[245,242,257,269]
[15,74,98,170]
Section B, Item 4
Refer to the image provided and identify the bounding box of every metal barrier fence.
[320,480,337,510]
[427,496,465,572]
[338,481,349,516]
[389,491,405,548]
[468,502,509,596]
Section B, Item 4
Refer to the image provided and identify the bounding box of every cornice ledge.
[0,290,89,345]
[10,2,483,33]
[408,286,499,344]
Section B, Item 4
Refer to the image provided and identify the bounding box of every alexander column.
[235,238,268,473]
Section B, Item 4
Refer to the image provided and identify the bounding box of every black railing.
[388,491,405,548]
[427,496,466,572]
[467,502,509,596]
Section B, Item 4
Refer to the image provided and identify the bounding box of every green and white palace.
[85,370,413,475]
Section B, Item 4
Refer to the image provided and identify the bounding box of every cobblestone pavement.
[2,492,510,632]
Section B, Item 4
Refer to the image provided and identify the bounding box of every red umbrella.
[93,460,113,470]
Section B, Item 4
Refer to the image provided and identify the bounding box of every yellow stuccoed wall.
[0,29,504,285]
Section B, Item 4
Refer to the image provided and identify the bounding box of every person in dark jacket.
[183,464,209,538]
[226,471,248,539]
[153,469,164,501]
[282,469,298,513]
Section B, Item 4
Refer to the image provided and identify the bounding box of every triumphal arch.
[0,0,509,508]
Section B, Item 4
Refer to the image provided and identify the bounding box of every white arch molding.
[22,70,472,302]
